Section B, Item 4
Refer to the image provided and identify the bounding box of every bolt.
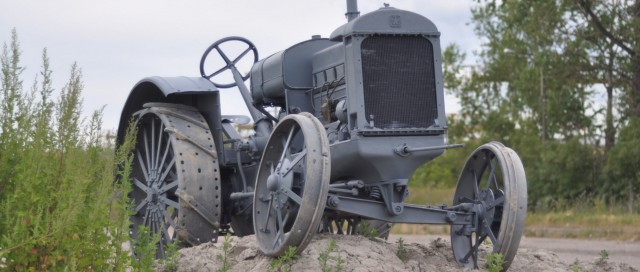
[327,196,340,207]
[445,212,457,223]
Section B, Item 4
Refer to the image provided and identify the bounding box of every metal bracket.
[372,179,408,216]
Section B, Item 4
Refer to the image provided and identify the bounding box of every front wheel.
[450,142,527,271]
[253,113,330,256]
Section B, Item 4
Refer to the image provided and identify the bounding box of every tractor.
[117,1,527,269]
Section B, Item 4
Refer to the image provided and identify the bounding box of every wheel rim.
[253,113,330,256]
[451,142,527,270]
[131,113,179,258]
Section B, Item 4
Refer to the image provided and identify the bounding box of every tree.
[576,0,640,120]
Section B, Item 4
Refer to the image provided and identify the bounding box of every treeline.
[414,0,640,213]
[0,30,138,270]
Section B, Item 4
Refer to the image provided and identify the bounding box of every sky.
[0,0,480,131]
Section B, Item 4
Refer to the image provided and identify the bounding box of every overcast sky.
[0,0,480,131]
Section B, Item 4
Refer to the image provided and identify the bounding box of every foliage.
[604,118,640,209]
[318,239,345,272]
[571,260,581,272]
[395,238,408,262]
[407,0,640,212]
[133,226,160,272]
[270,246,298,272]
[597,249,609,265]
[162,239,180,272]
[356,221,379,240]
[216,233,234,272]
[485,252,506,272]
[0,30,143,271]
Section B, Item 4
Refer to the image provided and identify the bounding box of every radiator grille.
[361,36,438,129]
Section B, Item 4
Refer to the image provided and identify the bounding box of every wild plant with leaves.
[0,29,139,271]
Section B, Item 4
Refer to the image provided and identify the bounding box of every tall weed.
[0,29,140,271]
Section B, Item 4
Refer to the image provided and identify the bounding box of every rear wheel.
[130,103,222,258]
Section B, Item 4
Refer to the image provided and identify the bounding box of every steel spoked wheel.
[130,103,221,258]
[451,142,527,271]
[253,113,330,256]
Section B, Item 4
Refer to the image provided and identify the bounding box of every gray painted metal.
[326,195,474,225]
[450,142,527,270]
[250,38,335,106]
[116,76,218,146]
[330,6,440,41]
[345,0,360,21]
[130,103,221,256]
[253,113,330,256]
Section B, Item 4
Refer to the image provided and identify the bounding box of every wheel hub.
[267,174,281,192]
[475,188,496,223]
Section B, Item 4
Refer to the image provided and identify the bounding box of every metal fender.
[116,76,218,145]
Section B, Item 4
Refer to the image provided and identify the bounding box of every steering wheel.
[199,36,259,88]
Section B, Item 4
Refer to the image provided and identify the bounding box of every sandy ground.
[170,234,640,271]
[392,235,640,271]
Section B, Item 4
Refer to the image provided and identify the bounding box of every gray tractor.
[117,1,527,269]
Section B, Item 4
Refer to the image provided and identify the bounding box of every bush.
[604,118,640,212]
[0,29,137,271]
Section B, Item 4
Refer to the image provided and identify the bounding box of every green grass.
[270,246,299,272]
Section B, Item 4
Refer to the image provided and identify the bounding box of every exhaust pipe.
[345,0,360,21]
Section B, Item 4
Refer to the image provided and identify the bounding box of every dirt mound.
[174,234,638,272]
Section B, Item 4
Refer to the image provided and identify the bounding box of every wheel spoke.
[277,126,297,170]
[472,169,480,198]
[157,137,172,177]
[133,178,150,192]
[136,150,150,182]
[158,157,176,184]
[160,196,180,209]
[161,206,177,229]
[262,196,274,232]
[214,46,232,65]
[151,119,156,174]
[142,206,151,226]
[158,180,178,194]
[232,46,253,64]
[483,219,498,244]
[154,122,164,171]
[462,234,486,267]
[491,195,505,208]
[135,200,148,213]
[144,129,152,180]
[461,234,487,264]
[484,159,497,191]
[273,206,285,249]
[208,66,228,79]
[281,150,307,177]
[279,186,302,206]
[159,212,172,243]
